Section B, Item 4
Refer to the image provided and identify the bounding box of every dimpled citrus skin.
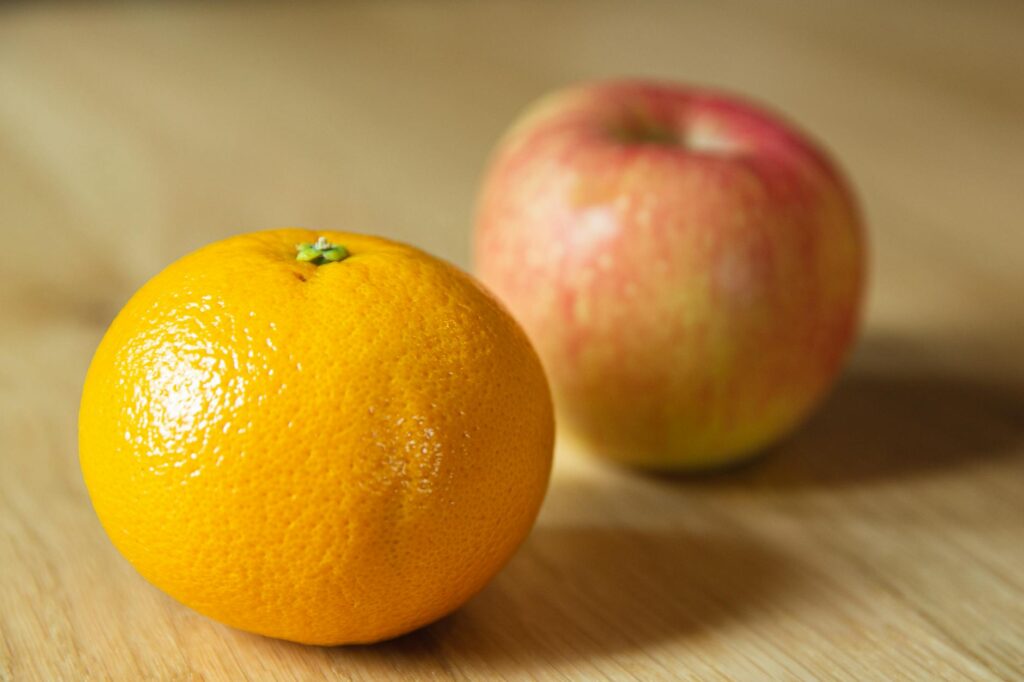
[79,229,554,645]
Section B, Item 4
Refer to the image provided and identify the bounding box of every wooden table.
[2,2,1022,679]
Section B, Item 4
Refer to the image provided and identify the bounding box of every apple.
[473,80,865,470]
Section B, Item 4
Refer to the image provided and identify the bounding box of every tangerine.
[79,229,554,645]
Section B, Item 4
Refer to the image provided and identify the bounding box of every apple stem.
[296,237,349,264]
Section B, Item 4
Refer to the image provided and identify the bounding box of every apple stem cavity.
[615,125,678,147]
[610,113,679,147]
[296,237,349,265]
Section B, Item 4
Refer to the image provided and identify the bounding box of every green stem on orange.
[296,236,350,265]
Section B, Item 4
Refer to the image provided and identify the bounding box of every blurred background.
[2,1,1022,679]
[2,1,1021,350]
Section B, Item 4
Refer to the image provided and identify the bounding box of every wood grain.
[2,1,1023,679]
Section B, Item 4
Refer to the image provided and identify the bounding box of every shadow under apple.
[662,334,1024,490]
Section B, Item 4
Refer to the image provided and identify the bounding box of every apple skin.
[473,80,866,470]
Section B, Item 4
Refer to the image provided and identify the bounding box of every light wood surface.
[2,1,1023,679]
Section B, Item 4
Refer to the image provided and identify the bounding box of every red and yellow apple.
[473,80,866,469]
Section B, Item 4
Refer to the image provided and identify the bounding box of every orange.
[78,229,554,645]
